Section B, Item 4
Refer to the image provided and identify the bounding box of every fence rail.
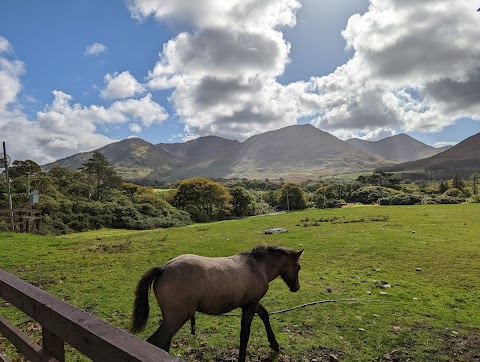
[0,208,41,232]
[0,269,182,362]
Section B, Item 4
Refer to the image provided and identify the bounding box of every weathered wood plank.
[0,349,12,362]
[42,328,65,362]
[0,269,182,362]
[0,316,59,362]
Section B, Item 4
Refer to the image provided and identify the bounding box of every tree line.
[1,155,479,234]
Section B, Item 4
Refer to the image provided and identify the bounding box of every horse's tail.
[131,266,163,333]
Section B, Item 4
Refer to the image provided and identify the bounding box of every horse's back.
[153,254,268,315]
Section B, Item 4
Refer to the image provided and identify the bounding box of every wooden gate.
[0,269,182,362]
[0,208,41,232]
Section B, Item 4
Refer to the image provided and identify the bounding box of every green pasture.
[1,204,479,361]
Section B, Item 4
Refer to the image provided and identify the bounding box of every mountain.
[384,132,480,173]
[346,134,451,162]
[44,125,397,181]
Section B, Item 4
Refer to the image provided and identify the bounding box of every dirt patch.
[439,329,480,362]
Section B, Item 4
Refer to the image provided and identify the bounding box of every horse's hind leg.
[147,315,189,352]
[257,304,279,352]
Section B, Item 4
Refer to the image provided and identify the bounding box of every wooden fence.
[0,208,41,233]
[0,269,182,362]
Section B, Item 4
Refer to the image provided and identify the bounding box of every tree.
[439,181,448,194]
[8,160,42,179]
[81,152,122,201]
[452,174,464,190]
[277,182,307,211]
[173,177,231,222]
[471,173,479,196]
[313,190,327,209]
[229,186,255,217]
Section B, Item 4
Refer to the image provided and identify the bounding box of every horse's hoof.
[270,342,280,352]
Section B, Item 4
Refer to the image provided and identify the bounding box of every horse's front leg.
[257,304,279,352]
[239,302,258,362]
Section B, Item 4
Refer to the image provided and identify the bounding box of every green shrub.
[379,194,423,205]
[0,220,8,232]
[443,188,462,198]
[349,186,400,204]
[434,196,464,204]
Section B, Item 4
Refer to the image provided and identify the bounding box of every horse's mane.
[242,245,295,260]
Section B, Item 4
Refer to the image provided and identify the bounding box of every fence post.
[42,328,65,362]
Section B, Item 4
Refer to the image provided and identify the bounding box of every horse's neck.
[262,254,287,282]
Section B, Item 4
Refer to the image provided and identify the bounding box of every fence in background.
[0,208,41,232]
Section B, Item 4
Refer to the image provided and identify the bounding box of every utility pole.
[2,142,13,231]
[2,142,12,211]
[286,189,290,213]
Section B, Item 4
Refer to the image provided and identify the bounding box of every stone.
[265,228,288,234]
[329,354,339,362]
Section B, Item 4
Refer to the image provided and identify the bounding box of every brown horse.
[131,245,303,361]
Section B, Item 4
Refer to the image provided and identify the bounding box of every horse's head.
[280,249,303,292]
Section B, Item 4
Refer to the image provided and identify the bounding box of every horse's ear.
[294,249,304,260]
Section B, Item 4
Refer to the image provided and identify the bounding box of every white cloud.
[129,123,142,133]
[101,71,145,99]
[434,141,457,148]
[127,0,303,140]
[84,42,108,56]
[0,37,24,110]
[0,36,13,53]
[0,37,169,164]
[306,0,480,137]
[131,0,480,141]
[128,0,300,30]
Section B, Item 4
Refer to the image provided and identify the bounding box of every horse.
[131,245,303,362]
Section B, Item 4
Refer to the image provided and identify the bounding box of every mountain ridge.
[45,125,472,181]
[346,133,451,162]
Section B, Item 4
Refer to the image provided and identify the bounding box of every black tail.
[131,266,163,333]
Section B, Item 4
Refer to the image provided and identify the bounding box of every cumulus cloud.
[84,42,108,56]
[101,71,145,99]
[0,36,13,53]
[130,0,480,141]
[309,0,480,138]
[0,36,169,163]
[0,36,24,110]
[129,123,142,134]
[0,91,164,163]
[129,0,302,140]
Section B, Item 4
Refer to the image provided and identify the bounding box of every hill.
[45,125,394,181]
[346,134,450,162]
[384,132,480,174]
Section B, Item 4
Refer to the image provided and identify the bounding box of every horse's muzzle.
[290,284,300,292]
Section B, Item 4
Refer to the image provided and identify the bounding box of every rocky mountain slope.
[48,125,451,181]
[346,134,450,162]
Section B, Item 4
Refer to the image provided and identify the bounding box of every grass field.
[1,204,479,361]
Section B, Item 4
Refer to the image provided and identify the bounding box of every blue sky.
[1,0,479,163]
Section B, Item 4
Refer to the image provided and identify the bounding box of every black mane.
[242,245,295,260]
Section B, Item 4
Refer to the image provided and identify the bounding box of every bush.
[38,199,191,234]
[443,188,463,198]
[433,196,464,204]
[349,186,400,204]
[379,194,423,205]
[0,220,8,232]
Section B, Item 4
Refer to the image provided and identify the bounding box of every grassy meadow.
[1,204,479,361]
